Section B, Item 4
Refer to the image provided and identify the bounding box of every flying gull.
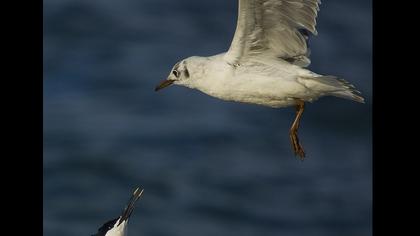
[155,0,364,159]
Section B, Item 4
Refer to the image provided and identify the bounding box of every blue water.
[43,0,372,235]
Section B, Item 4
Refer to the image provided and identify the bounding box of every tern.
[155,0,364,159]
[92,188,144,236]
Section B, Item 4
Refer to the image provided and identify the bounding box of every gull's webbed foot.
[289,129,305,160]
[289,99,306,160]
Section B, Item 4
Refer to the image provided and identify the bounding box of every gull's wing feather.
[224,0,321,67]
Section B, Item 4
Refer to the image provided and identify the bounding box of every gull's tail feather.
[313,75,365,103]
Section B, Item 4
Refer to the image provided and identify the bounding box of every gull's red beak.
[155,79,175,91]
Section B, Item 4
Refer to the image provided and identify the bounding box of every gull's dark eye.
[172,70,179,77]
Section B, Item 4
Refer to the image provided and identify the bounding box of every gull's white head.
[155,57,203,91]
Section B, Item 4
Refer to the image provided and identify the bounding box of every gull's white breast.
[188,54,318,108]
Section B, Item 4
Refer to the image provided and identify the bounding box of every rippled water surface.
[44,1,372,235]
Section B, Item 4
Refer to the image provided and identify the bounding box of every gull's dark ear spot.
[182,60,189,78]
[184,68,190,78]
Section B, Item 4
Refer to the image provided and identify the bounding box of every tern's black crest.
[91,217,119,236]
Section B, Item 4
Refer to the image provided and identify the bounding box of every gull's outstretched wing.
[224,0,321,67]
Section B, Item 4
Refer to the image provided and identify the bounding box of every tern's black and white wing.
[224,0,321,67]
[118,188,143,226]
[92,218,120,236]
[91,188,144,236]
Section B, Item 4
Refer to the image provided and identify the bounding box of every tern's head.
[155,57,199,91]
[93,218,128,236]
[92,188,143,236]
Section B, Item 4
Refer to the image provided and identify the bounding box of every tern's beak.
[155,79,175,91]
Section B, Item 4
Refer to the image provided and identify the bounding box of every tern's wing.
[118,187,144,225]
[91,188,144,236]
[91,218,119,236]
[224,0,321,67]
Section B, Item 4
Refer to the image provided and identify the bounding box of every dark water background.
[43,0,372,235]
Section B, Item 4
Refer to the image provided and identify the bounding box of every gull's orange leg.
[289,99,306,160]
